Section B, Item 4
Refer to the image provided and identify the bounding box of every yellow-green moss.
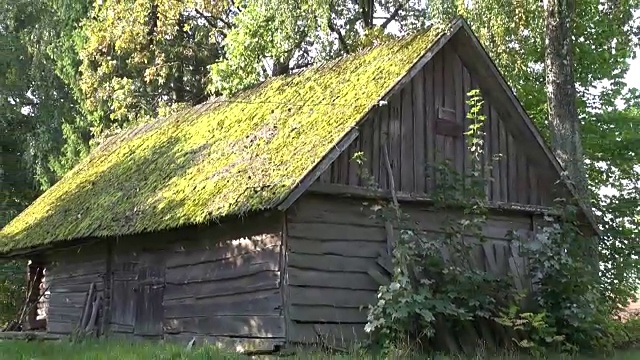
[0,28,442,253]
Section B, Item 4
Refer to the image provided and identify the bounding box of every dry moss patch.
[0,28,442,253]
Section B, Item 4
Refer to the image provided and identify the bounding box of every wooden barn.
[0,18,596,351]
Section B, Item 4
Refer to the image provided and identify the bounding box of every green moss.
[0,28,442,253]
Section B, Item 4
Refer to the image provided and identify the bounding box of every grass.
[0,341,640,360]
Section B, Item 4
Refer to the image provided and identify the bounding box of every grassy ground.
[0,340,639,360]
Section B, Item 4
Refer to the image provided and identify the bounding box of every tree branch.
[194,8,216,27]
[328,20,350,54]
[360,0,375,28]
[214,16,234,29]
[194,8,233,29]
[290,61,313,71]
[381,5,403,29]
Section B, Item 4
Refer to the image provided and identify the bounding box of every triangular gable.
[449,20,598,233]
[312,42,555,207]
[282,18,599,235]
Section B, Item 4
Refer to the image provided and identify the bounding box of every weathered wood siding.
[285,194,535,346]
[45,243,107,335]
[317,43,554,207]
[108,213,285,349]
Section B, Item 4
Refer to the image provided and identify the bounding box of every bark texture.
[544,0,589,201]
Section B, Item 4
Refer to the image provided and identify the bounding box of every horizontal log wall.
[317,42,555,207]
[108,213,286,348]
[285,194,535,346]
[285,195,383,346]
[45,243,107,335]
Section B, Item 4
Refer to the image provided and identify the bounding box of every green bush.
[0,260,26,327]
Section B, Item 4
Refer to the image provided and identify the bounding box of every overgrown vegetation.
[363,90,640,357]
[0,261,24,328]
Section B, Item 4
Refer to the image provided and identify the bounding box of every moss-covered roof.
[0,28,443,253]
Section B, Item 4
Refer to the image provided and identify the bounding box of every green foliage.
[78,0,226,136]
[584,102,640,313]
[495,306,565,357]
[209,0,328,95]
[0,261,24,327]
[515,207,605,352]
[611,316,640,350]
[365,90,514,349]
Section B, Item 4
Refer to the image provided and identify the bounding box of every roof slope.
[0,27,443,253]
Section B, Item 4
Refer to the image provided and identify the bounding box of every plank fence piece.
[458,321,480,355]
[289,305,367,323]
[476,319,497,351]
[367,267,390,286]
[438,106,457,121]
[164,315,285,338]
[384,221,394,256]
[508,257,524,291]
[288,253,373,273]
[288,238,383,258]
[383,143,399,209]
[435,119,464,137]
[434,316,459,353]
[482,243,498,274]
[288,322,370,347]
[376,251,393,275]
[79,282,95,331]
[85,293,103,334]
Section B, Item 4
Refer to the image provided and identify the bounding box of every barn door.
[110,262,138,334]
[133,265,165,337]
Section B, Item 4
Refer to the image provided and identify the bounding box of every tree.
[543,0,588,199]
[77,0,230,141]
[210,0,427,95]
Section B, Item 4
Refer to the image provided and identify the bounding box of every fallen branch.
[85,293,103,334]
[78,282,96,331]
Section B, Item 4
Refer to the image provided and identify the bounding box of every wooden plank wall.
[108,214,286,350]
[285,195,384,346]
[45,243,107,335]
[317,44,554,207]
[285,194,534,346]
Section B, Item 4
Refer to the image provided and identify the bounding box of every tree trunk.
[544,0,589,202]
[544,0,598,272]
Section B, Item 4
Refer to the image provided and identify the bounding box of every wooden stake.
[79,282,95,331]
[382,144,400,211]
[382,143,400,255]
[85,293,103,334]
